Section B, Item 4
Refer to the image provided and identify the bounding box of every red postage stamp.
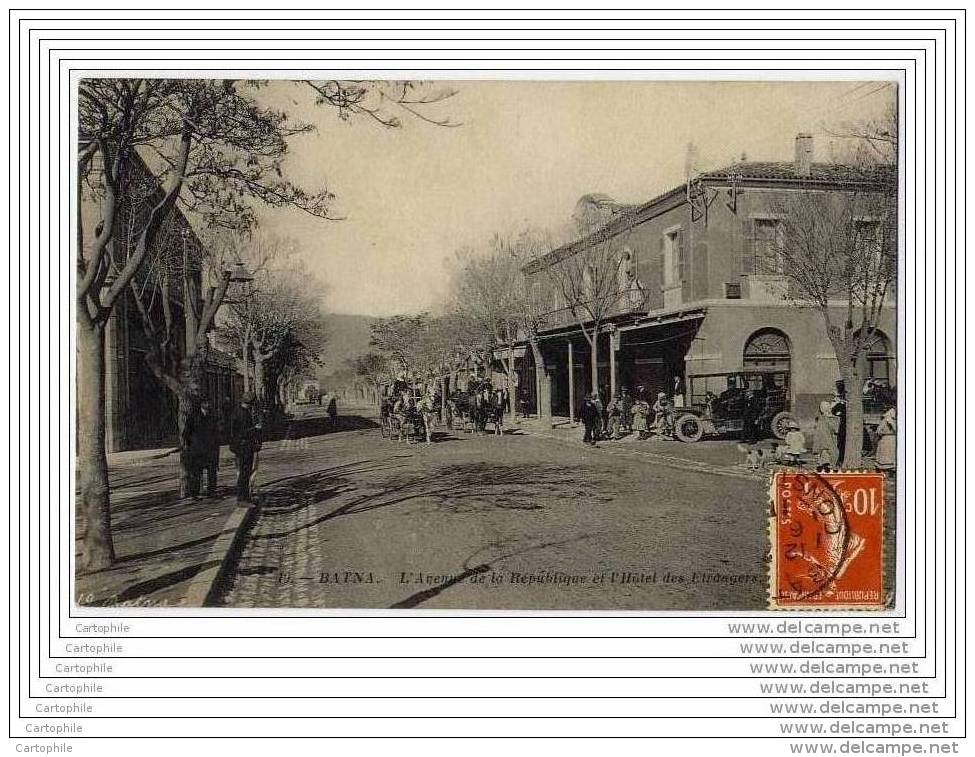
[769,471,886,609]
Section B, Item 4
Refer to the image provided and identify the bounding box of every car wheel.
[770,411,796,440]
[674,414,705,443]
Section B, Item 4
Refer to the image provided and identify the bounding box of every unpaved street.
[218,406,769,610]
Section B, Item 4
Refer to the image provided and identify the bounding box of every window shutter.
[677,228,687,283]
[776,222,789,275]
[648,237,665,310]
[741,219,755,275]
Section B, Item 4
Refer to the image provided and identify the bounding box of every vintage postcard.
[74,79,898,610]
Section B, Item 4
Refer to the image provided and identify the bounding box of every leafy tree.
[77,78,456,571]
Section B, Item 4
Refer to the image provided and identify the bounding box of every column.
[609,330,618,399]
[568,340,575,424]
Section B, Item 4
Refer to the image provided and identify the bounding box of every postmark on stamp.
[769,471,886,610]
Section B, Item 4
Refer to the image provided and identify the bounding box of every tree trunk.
[529,338,548,419]
[504,348,515,421]
[76,315,116,571]
[587,330,599,400]
[174,353,206,498]
[240,357,251,393]
[254,354,266,403]
[841,363,865,468]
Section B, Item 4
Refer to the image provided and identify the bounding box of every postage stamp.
[768,471,886,610]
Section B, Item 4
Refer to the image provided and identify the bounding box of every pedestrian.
[620,388,634,433]
[518,387,530,419]
[606,393,623,440]
[631,395,651,440]
[578,393,602,446]
[811,400,840,471]
[672,376,686,408]
[874,405,896,472]
[741,389,761,443]
[228,391,262,505]
[592,390,606,440]
[652,391,673,436]
[187,398,222,497]
[775,419,807,465]
[831,383,848,465]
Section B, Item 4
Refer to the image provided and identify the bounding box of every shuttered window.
[663,228,683,286]
[751,218,785,275]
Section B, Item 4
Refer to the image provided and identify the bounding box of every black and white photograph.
[74,78,898,611]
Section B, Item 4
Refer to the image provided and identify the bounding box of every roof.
[700,160,895,184]
[523,160,895,274]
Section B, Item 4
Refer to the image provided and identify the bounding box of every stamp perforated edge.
[767,469,889,612]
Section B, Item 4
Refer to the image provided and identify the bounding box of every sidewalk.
[75,447,249,608]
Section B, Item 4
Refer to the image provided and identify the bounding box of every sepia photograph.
[74,78,898,611]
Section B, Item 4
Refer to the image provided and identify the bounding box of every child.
[777,420,807,464]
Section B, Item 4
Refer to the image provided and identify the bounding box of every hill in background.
[316,313,376,384]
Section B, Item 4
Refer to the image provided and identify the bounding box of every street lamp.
[220,260,255,305]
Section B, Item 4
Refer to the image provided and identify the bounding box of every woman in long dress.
[811,400,839,471]
[874,406,897,472]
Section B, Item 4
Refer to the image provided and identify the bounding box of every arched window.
[860,330,894,385]
[743,329,792,372]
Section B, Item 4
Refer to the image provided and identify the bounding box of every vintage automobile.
[671,369,798,443]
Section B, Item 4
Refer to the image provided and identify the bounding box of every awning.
[618,306,707,333]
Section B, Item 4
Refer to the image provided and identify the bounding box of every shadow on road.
[250,461,614,541]
[264,414,380,442]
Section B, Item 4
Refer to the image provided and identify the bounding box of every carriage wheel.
[674,414,705,443]
[770,411,797,441]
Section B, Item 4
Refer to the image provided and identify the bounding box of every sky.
[253,79,895,317]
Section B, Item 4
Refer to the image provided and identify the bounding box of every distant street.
[218,404,769,610]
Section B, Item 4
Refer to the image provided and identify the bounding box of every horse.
[417,395,437,444]
[488,391,506,436]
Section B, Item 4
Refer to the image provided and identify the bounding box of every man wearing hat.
[228,391,263,504]
[577,392,602,447]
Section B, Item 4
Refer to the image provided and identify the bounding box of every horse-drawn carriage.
[379,396,429,443]
[447,382,506,436]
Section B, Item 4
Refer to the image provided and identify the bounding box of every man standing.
[578,393,602,447]
[831,381,848,466]
[187,398,221,498]
[228,392,262,505]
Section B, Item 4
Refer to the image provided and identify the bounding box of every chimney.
[795,133,814,176]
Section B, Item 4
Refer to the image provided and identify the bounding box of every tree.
[493,229,555,416]
[105,80,334,502]
[544,215,647,402]
[210,231,285,393]
[249,269,328,414]
[449,245,524,417]
[76,78,456,571]
[351,352,390,405]
[78,79,335,568]
[76,78,319,569]
[449,228,555,418]
[369,313,432,390]
[770,165,896,467]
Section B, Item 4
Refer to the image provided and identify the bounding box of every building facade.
[83,153,244,452]
[520,135,897,420]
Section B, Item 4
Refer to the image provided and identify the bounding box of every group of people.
[809,383,897,471]
[180,391,263,504]
[576,386,675,446]
[384,388,441,444]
